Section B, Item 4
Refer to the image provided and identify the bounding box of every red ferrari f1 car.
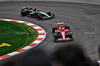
[52,22,73,41]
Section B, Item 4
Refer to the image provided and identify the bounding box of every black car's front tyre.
[21,11,26,16]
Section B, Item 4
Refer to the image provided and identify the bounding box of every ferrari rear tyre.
[64,26,70,31]
[52,27,58,33]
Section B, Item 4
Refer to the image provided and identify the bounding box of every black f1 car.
[21,6,55,20]
[52,22,73,41]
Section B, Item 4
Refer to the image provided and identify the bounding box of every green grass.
[0,21,38,56]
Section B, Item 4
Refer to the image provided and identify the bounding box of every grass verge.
[0,21,38,56]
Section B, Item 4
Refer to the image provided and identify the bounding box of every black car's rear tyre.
[47,11,51,16]
[37,14,42,19]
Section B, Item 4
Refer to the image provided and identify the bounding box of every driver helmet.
[60,25,63,31]
[33,7,36,11]
[60,25,63,27]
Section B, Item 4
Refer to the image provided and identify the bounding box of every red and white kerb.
[0,19,46,60]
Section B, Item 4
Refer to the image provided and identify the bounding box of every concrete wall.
[0,0,100,4]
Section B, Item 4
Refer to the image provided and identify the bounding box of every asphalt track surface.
[0,1,100,63]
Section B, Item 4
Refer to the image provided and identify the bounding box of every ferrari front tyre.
[58,33,62,38]
[65,32,73,38]
[68,34,72,38]
[54,33,58,42]
[54,33,58,39]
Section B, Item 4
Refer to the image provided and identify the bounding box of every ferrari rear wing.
[55,22,66,25]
